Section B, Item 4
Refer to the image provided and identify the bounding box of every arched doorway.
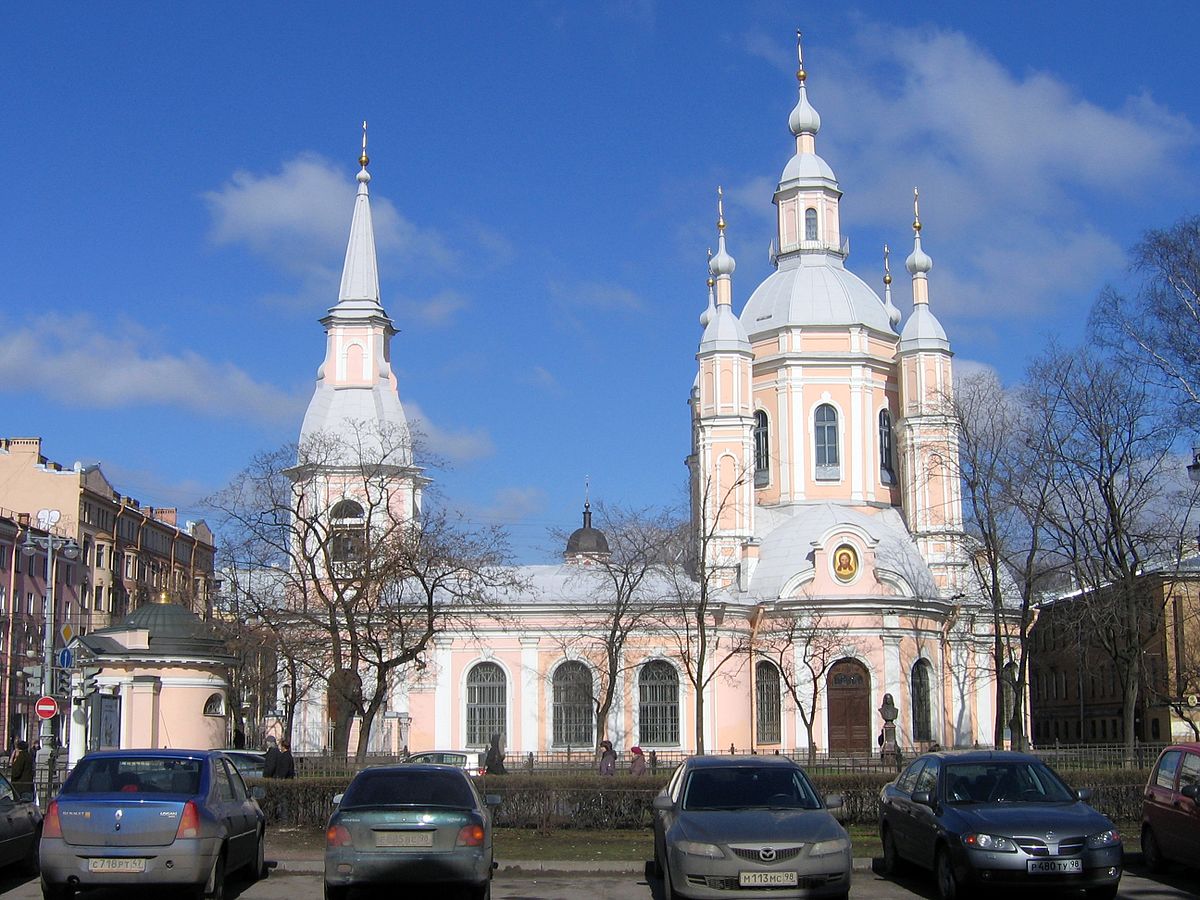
[826,658,871,753]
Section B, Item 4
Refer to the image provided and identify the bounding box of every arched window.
[911,659,933,743]
[466,662,507,748]
[878,409,894,483]
[755,660,781,744]
[804,207,818,241]
[639,660,679,746]
[753,411,770,487]
[814,404,840,479]
[203,692,225,716]
[552,661,594,747]
[330,499,366,571]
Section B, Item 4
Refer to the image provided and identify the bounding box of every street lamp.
[21,509,79,804]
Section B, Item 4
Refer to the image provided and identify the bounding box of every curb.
[268,857,880,876]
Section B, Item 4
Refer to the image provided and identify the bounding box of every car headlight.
[963,833,1017,852]
[1086,829,1120,849]
[675,840,725,859]
[809,837,850,857]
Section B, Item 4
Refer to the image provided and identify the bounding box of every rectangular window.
[94,584,103,610]
[95,544,105,570]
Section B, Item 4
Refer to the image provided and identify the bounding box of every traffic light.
[53,667,70,697]
[19,665,42,693]
[81,666,100,697]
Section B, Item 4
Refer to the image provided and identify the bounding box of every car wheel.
[40,880,72,900]
[880,825,903,876]
[1085,886,1118,900]
[19,826,41,876]
[1141,824,1165,872]
[662,854,682,900]
[195,848,227,900]
[250,827,267,880]
[934,847,958,900]
[323,883,349,900]
[470,880,492,900]
[651,837,664,879]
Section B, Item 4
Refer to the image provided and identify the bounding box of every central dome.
[740,254,895,338]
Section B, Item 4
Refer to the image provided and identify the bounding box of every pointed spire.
[709,186,736,280]
[905,187,933,284]
[583,476,592,529]
[788,29,821,138]
[338,120,383,307]
[883,243,901,328]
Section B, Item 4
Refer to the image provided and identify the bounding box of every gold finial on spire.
[912,187,922,232]
[796,29,806,83]
[717,186,726,232]
[883,243,892,285]
[359,120,370,168]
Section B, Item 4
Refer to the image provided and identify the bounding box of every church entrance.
[826,658,871,753]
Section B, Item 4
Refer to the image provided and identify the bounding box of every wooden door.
[827,659,871,753]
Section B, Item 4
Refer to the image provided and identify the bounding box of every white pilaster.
[434,639,452,748]
[520,636,540,751]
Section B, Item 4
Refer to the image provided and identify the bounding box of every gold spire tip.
[359,120,370,168]
[796,29,806,83]
[912,187,922,232]
[717,186,726,232]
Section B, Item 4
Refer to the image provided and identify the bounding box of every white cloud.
[204,155,456,301]
[404,401,494,464]
[548,279,645,312]
[471,486,548,524]
[393,290,470,328]
[0,315,303,424]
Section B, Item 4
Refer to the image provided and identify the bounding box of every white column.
[520,637,540,752]
[434,639,452,748]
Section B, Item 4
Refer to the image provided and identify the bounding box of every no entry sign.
[35,696,58,719]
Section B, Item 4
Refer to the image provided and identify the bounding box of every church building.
[281,35,1011,758]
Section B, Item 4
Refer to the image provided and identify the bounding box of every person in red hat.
[629,746,647,776]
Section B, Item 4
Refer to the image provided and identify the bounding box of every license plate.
[374,830,433,848]
[1027,858,1082,874]
[88,857,146,873]
[739,870,798,886]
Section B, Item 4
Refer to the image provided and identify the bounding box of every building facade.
[0,438,217,750]
[280,36,1015,758]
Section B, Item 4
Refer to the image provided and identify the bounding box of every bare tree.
[755,602,854,765]
[547,505,680,749]
[946,370,1063,749]
[207,422,517,759]
[1092,215,1200,428]
[1029,346,1189,757]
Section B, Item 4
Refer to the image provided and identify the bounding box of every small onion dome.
[709,233,736,277]
[789,85,822,136]
[565,504,610,558]
[906,234,933,275]
[700,277,716,327]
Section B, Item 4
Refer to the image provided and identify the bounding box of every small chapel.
[280,34,1011,757]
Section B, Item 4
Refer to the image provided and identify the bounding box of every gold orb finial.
[359,120,370,168]
[883,243,892,284]
[707,275,715,287]
[717,185,726,232]
[912,187,922,232]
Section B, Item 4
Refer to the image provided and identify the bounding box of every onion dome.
[564,498,610,560]
[882,244,902,328]
[700,275,716,327]
[899,189,950,351]
[708,188,736,277]
[788,36,821,136]
[905,189,933,275]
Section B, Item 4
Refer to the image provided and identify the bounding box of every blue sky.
[2,2,1198,563]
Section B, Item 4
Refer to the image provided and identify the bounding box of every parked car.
[879,750,1122,900]
[40,749,267,900]
[0,770,41,875]
[651,755,851,900]
[1141,740,1200,872]
[220,749,268,780]
[406,750,486,776]
[324,763,499,900]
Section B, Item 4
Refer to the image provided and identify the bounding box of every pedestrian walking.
[598,740,616,776]
[262,735,282,778]
[9,740,33,799]
[277,739,296,778]
[629,746,647,776]
[485,733,506,775]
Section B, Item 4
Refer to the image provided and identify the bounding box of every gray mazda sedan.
[652,755,851,899]
[324,764,498,900]
[879,750,1121,900]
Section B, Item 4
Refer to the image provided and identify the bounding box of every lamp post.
[21,509,80,804]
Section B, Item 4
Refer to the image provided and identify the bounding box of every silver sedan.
[652,755,851,899]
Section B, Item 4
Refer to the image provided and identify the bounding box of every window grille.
[911,660,932,742]
[466,662,507,748]
[878,409,894,482]
[805,207,818,241]
[552,661,594,747]
[753,411,770,487]
[755,660,781,744]
[639,660,679,746]
[815,404,840,478]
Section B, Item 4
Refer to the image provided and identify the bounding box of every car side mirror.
[823,793,844,811]
[251,786,266,801]
[485,794,501,807]
[1182,784,1200,801]
[911,790,934,808]
[18,790,34,804]
[332,793,343,806]
[652,795,674,811]
[1075,788,1093,803]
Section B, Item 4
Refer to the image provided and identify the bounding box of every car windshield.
[341,770,475,809]
[65,756,203,795]
[943,761,1075,804]
[682,766,821,811]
